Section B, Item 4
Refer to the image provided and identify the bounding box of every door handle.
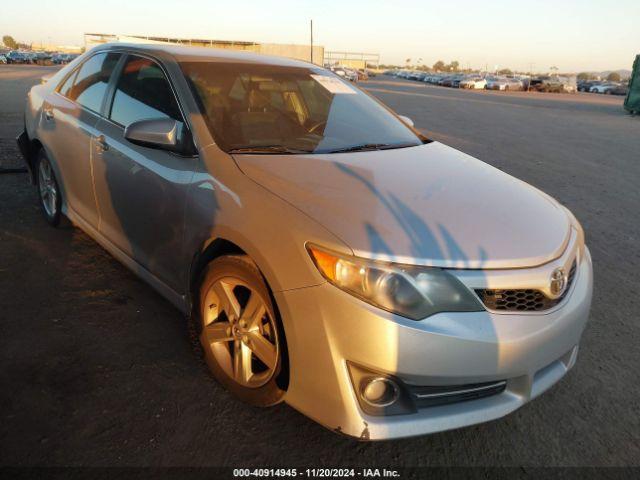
[43,107,54,121]
[96,135,109,152]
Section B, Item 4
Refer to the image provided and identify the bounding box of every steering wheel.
[308,120,327,135]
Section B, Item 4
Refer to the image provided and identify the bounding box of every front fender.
[182,145,351,297]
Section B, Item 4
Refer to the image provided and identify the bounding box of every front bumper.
[275,247,593,440]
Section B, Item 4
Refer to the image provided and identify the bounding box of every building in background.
[84,33,324,65]
[31,43,83,54]
[323,51,380,70]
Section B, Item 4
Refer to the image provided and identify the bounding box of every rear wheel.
[197,255,287,406]
[36,149,62,226]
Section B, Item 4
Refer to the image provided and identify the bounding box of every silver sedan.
[18,43,593,440]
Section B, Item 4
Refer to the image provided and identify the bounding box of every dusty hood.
[235,142,570,269]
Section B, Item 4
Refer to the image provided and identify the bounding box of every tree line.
[2,35,31,50]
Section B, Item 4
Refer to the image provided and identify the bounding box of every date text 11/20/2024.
[232,468,401,478]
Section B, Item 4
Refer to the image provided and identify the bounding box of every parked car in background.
[517,76,531,90]
[330,66,357,82]
[541,76,577,93]
[528,76,545,91]
[609,83,629,96]
[34,52,52,64]
[6,51,28,64]
[439,75,455,87]
[19,43,593,440]
[341,67,359,82]
[486,77,523,91]
[0,54,7,64]
[408,71,426,81]
[459,76,487,89]
[528,76,575,93]
[423,74,440,84]
[577,80,601,92]
[51,53,79,65]
[356,69,369,81]
[590,83,618,94]
[450,74,465,88]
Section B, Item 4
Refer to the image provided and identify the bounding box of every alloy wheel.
[38,157,58,218]
[200,277,279,388]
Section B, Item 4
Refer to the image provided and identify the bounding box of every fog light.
[361,377,399,407]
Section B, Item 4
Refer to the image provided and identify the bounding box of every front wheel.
[36,150,62,226]
[197,255,288,407]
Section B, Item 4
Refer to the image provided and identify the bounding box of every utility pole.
[310,19,313,64]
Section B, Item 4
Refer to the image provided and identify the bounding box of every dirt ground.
[1,66,639,469]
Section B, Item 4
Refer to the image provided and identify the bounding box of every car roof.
[93,42,318,69]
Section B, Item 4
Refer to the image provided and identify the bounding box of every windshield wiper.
[325,142,417,154]
[228,145,312,154]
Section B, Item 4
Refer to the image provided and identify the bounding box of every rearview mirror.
[124,118,188,153]
[398,115,414,128]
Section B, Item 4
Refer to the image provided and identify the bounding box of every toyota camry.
[18,44,593,440]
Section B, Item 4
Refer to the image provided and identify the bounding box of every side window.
[64,52,121,113]
[109,55,182,127]
[58,69,78,97]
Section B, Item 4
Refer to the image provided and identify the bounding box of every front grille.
[475,260,577,312]
[409,380,507,409]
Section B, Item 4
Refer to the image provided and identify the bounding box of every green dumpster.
[624,55,640,114]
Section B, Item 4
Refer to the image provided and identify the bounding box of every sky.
[2,0,639,72]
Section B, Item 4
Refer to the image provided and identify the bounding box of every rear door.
[92,54,195,291]
[39,52,121,226]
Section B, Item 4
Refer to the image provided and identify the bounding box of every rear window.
[180,61,424,154]
[60,52,121,113]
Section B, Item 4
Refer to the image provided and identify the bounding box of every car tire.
[196,255,288,407]
[35,149,62,227]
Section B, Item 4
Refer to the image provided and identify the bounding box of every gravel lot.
[1,66,639,468]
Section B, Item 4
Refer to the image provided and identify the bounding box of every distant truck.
[624,55,640,115]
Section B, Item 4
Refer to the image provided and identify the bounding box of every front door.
[92,54,195,291]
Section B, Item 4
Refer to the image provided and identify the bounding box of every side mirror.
[398,115,414,128]
[124,118,191,154]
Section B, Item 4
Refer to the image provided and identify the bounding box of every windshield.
[180,61,425,154]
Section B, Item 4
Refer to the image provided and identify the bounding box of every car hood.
[234,142,571,269]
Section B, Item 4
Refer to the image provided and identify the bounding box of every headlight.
[307,245,484,320]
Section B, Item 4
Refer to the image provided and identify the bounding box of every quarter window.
[109,56,182,127]
[58,69,78,97]
[61,52,121,113]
